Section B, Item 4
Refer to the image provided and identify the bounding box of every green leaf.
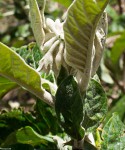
[64,0,109,91]
[53,0,72,8]
[2,126,53,147]
[0,108,55,144]
[111,32,125,64]
[101,113,125,150]
[0,42,53,106]
[82,79,107,132]
[0,76,18,98]
[55,75,85,140]
[0,108,57,149]
[16,126,53,146]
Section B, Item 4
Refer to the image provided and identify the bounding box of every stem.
[72,139,84,150]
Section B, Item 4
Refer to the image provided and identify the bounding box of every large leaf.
[82,79,107,132]
[101,113,125,150]
[0,76,18,98]
[55,75,85,140]
[2,126,53,147]
[0,42,54,106]
[64,0,109,91]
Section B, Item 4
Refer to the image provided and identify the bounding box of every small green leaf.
[101,113,125,150]
[0,76,18,98]
[55,75,85,140]
[82,79,107,132]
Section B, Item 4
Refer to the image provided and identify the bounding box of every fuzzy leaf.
[0,42,53,106]
[55,75,85,140]
[64,0,109,91]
